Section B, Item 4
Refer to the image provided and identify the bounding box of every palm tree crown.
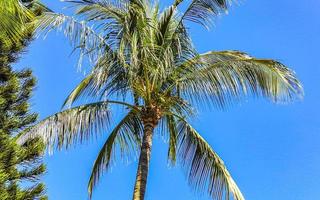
[19,0,303,200]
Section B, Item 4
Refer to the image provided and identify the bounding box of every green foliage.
[0,0,33,45]
[0,67,47,200]
[20,0,303,199]
[87,109,143,197]
[174,119,244,199]
[0,1,47,199]
[0,0,47,46]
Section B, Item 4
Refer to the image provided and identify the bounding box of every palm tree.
[19,0,303,200]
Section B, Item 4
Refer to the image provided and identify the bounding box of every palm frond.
[63,73,96,108]
[63,56,131,108]
[62,56,111,107]
[73,0,127,50]
[181,0,235,28]
[35,12,110,67]
[0,0,34,45]
[18,102,111,152]
[74,0,128,22]
[88,110,143,198]
[174,50,303,109]
[176,120,244,200]
[166,115,178,165]
[156,5,177,46]
[64,0,128,8]
[30,0,53,13]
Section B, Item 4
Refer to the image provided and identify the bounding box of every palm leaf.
[166,115,178,165]
[63,73,96,108]
[181,0,235,28]
[156,5,177,46]
[62,56,130,107]
[176,120,244,200]
[62,59,109,107]
[18,101,111,151]
[74,0,127,22]
[72,0,127,50]
[35,12,110,67]
[88,110,143,198]
[175,50,303,109]
[0,0,34,45]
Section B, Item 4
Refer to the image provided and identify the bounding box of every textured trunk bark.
[132,122,155,200]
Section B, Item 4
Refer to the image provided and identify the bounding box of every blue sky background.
[16,0,320,199]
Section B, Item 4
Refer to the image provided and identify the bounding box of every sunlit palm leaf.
[74,0,127,22]
[18,102,111,151]
[181,0,235,28]
[63,73,96,108]
[35,12,110,67]
[176,51,303,109]
[73,0,127,50]
[176,120,244,200]
[88,110,143,198]
[63,59,109,107]
[62,55,129,107]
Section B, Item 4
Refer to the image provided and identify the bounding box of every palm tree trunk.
[132,118,156,200]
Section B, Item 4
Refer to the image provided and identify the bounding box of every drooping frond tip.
[35,12,108,68]
[88,110,143,199]
[182,0,236,28]
[176,120,244,200]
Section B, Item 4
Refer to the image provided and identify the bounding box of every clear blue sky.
[17,0,320,199]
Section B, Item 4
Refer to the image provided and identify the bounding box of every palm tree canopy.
[19,0,303,199]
